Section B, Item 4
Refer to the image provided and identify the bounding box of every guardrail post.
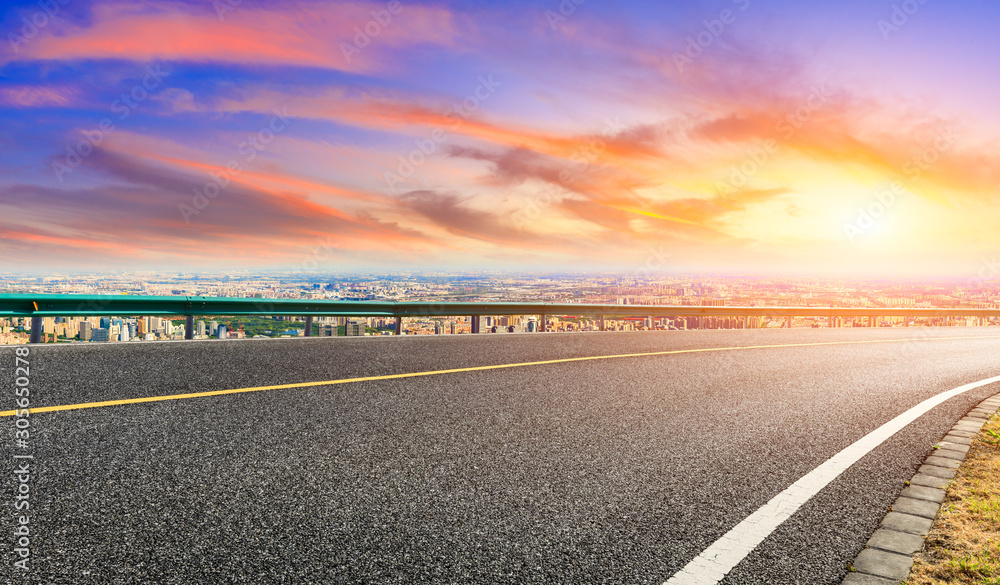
[304,316,313,337]
[29,316,42,344]
[540,314,546,332]
[185,315,194,340]
[394,316,402,335]
[470,316,479,334]
[600,315,605,332]
[785,316,792,329]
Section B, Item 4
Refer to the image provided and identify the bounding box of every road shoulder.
[842,392,1000,584]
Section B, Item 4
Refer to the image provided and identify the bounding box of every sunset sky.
[1,0,999,276]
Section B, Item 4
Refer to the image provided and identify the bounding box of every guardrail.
[2,294,998,343]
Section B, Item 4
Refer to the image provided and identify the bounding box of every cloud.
[0,148,434,266]
[447,144,651,200]
[2,1,457,74]
[688,101,1000,207]
[557,198,635,232]
[4,0,1000,274]
[0,85,79,107]
[196,87,665,165]
[398,189,546,246]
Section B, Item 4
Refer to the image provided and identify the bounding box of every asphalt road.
[3,328,1000,584]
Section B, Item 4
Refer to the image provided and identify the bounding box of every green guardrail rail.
[2,294,999,319]
[2,293,998,342]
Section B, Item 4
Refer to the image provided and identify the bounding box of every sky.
[1,0,999,277]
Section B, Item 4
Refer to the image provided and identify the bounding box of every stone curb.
[841,393,1000,584]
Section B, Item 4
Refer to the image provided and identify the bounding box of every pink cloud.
[0,85,78,107]
[4,1,457,74]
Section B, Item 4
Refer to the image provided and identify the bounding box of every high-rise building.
[91,328,109,342]
[319,324,336,337]
[196,321,206,337]
[434,322,442,335]
[345,319,364,336]
[79,321,92,341]
[449,321,457,334]
[137,318,147,336]
[217,324,228,339]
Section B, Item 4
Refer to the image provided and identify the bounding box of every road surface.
[3,327,1000,584]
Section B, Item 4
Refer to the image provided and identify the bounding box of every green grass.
[907,413,1000,584]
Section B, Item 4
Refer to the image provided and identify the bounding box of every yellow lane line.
[4,335,1000,417]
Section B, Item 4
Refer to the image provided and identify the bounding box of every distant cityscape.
[1,271,998,345]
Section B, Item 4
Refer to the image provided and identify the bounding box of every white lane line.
[663,374,1000,585]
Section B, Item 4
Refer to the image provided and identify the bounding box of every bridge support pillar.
[29,316,42,344]
[185,315,194,340]
[304,316,313,337]
[394,316,402,335]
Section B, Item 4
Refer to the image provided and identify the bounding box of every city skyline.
[2,269,997,345]
[2,0,1000,277]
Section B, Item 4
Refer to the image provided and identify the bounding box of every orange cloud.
[0,226,130,253]
[207,88,663,167]
[139,152,392,207]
